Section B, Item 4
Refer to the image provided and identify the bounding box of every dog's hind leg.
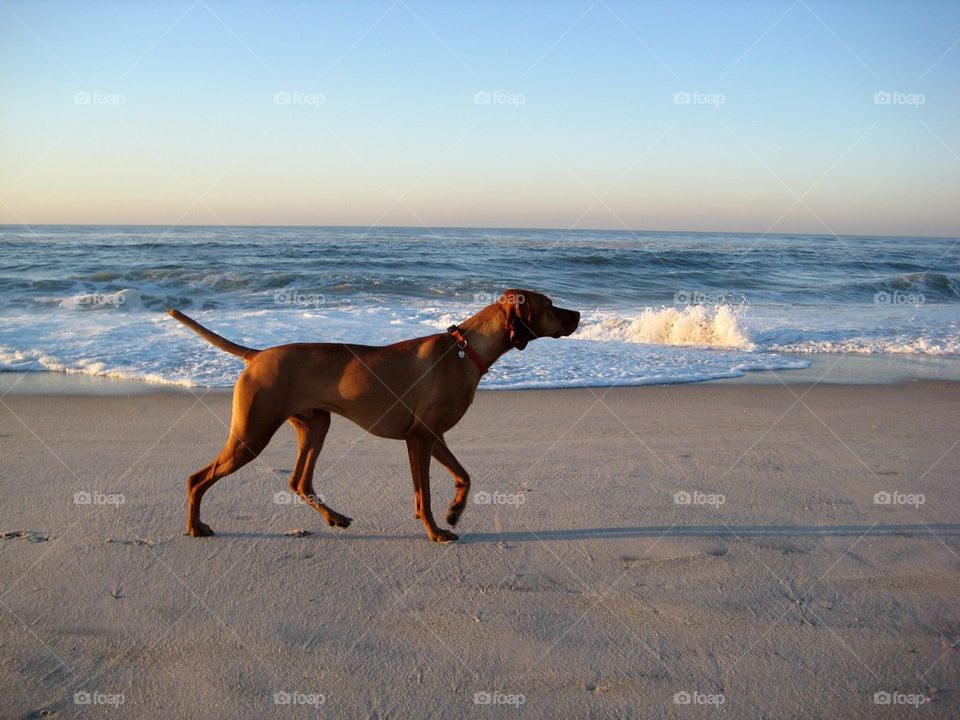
[431,436,471,527]
[186,385,286,537]
[186,429,277,537]
[288,411,352,529]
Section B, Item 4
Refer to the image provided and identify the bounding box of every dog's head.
[498,289,580,351]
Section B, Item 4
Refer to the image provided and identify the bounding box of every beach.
[4,0,958,716]
[2,380,958,718]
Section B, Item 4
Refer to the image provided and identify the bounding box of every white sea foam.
[0,345,196,387]
[574,305,754,349]
[1,296,958,390]
[770,337,960,355]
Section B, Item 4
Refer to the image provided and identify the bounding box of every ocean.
[1,225,957,390]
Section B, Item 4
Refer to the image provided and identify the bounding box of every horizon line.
[0,222,955,241]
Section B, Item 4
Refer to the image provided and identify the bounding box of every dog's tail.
[167,309,260,362]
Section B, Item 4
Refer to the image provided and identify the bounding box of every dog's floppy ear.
[501,290,535,351]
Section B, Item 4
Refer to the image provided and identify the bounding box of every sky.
[1,0,958,236]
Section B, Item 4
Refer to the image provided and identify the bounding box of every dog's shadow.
[242,523,960,543]
[458,523,960,544]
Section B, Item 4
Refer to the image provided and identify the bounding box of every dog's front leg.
[406,436,458,543]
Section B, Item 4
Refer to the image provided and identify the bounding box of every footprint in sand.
[284,528,314,538]
[0,530,51,543]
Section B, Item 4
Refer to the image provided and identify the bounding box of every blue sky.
[1,0,958,235]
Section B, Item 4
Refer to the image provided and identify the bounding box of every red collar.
[447,325,488,375]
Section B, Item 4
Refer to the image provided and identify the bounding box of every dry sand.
[1,381,958,718]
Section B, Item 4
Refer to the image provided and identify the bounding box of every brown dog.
[169,290,580,543]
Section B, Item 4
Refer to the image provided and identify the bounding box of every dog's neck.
[456,305,514,373]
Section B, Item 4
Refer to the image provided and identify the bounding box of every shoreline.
[3,352,960,396]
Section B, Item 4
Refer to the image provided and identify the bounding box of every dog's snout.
[558,307,580,335]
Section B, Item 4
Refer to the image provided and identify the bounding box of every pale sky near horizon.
[1,0,958,236]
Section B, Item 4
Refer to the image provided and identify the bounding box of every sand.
[1,381,958,718]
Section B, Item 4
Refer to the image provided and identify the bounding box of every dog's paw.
[446,505,464,526]
[429,528,459,544]
[186,522,215,537]
[326,513,352,529]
